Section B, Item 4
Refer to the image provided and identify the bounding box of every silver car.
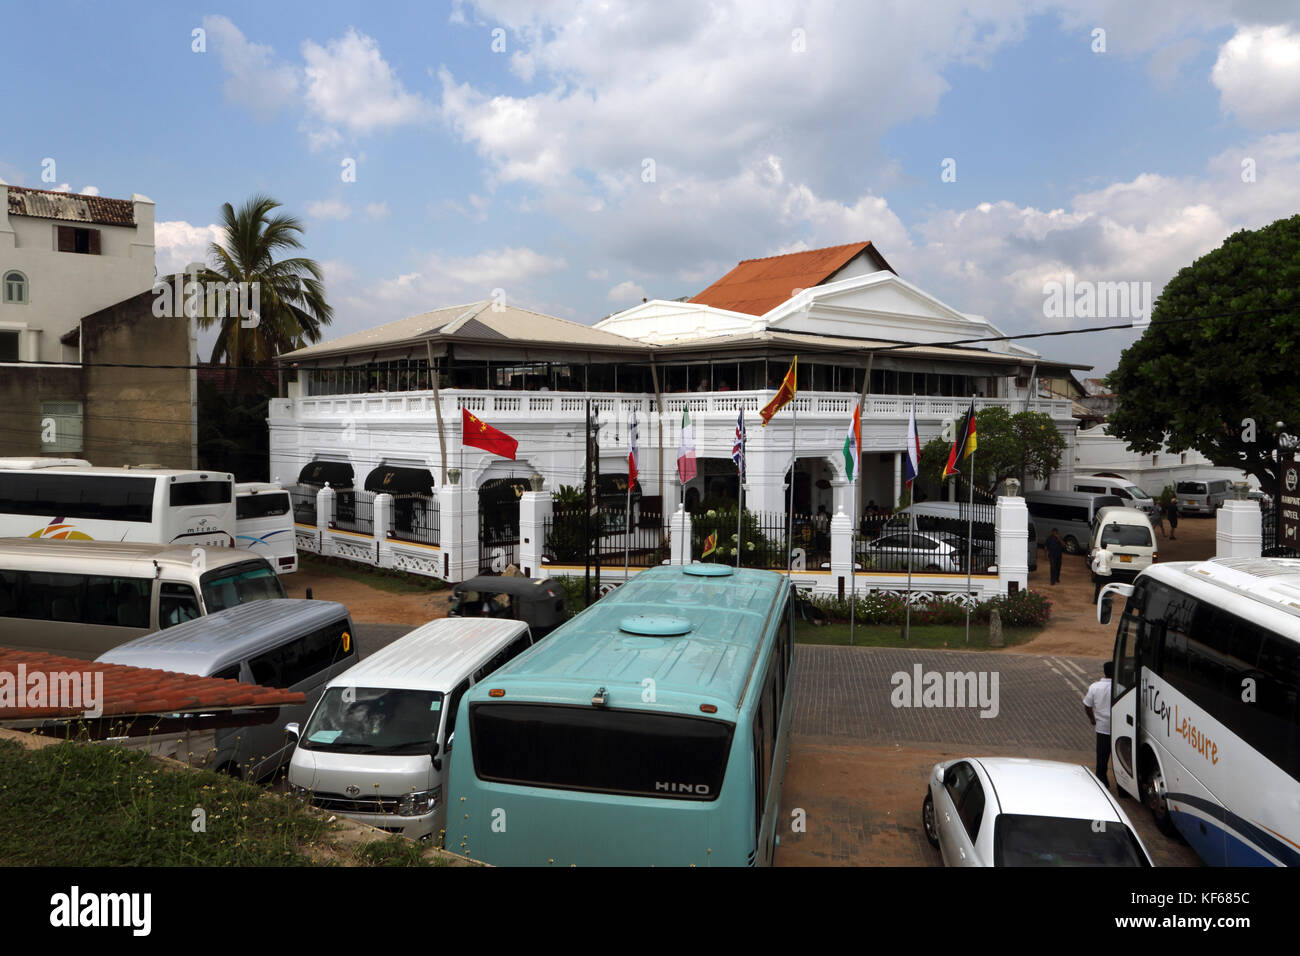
[921,757,1153,866]
[860,530,994,573]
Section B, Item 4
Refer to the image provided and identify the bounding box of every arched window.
[2,271,26,304]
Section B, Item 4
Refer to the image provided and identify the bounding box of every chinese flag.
[462,408,518,460]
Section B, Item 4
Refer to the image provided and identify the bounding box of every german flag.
[942,402,977,479]
[759,357,797,426]
[701,530,718,558]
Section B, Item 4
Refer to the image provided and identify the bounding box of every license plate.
[1184,500,1194,505]
[1120,555,1132,563]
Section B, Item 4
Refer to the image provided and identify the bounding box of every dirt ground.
[1013,514,1218,657]
[281,561,452,627]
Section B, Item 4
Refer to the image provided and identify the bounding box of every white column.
[893,452,902,507]
[439,482,480,582]
[316,485,334,555]
[995,494,1030,595]
[374,493,394,568]
[830,476,850,517]
[670,506,693,565]
[830,511,853,585]
[518,490,553,578]
[1216,499,1263,559]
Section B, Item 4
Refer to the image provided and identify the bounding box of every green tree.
[913,407,1065,499]
[191,194,333,366]
[1106,214,1300,496]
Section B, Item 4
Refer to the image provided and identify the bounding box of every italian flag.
[677,409,697,483]
[842,401,861,482]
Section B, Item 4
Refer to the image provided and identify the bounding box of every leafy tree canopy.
[914,407,1066,499]
[1106,214,1300,495]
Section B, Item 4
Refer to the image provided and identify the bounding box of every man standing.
[1046,528,1065,585]
[1164,498,1179,540]
[1083,661,1115,789]
[1091,545,1113,601]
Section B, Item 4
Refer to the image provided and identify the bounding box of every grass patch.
[796,619,1043,649]
[298,552,447,595]
[0,736,441,866]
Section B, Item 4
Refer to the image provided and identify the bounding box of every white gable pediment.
[595,299,762,344]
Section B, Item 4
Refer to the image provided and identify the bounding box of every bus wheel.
[922,792,940,848]
[1063,535,1081,555]
[1139,753,1178,838]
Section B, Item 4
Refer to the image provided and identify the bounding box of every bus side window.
[443,679,470,751]
[158,582,201,629]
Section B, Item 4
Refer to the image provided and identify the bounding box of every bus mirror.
[284,722,300,741]
[1099,596,1113,626]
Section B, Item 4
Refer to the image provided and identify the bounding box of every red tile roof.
[688,241,895,316]
[0,650,305,720]
[6,185,137,227]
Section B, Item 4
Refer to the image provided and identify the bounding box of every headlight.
[397,787,441,816]
[287,782,309,797]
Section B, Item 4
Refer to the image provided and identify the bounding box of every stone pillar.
[317,484,334,555]
[374,493,394,568]
[439,481,480,582]
[670,507,692,565]
[831,477,850,518]
[893,452,902,508]
[518,490,553,578]
[830,511,853,591]
[995,494,1030,595]
[1216,499,1262,559]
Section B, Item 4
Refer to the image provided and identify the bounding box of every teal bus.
[445,564,795,866]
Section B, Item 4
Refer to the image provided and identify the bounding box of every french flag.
[904,405,921,487]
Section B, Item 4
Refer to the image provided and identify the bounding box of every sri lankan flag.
[942,401,977,479]
[759,357,797,426]
[701,530,718,558]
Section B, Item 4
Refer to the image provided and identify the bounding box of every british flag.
[732,409,747,482]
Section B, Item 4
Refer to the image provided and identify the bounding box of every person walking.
[1091,545,1113,601]
[1164,498,1179,540]
[1083,661,1115,789]
[1046,528,1064,585]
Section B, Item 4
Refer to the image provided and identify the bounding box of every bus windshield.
[200,562,285,612]
[237,493,290,520]
[301,687,444,755]
[1176,481,1207,494]
[994,814,1149,866]
[1124,485,1151,500]
[469,703,733,800]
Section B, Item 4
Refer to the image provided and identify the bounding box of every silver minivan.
[1072,476,1162,522]
[1025,491,1125,555]
[1175,478,1232,516]
[98,599,357,779]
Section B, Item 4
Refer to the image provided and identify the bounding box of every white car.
[860,530,994,573]
[921,757,1153,866]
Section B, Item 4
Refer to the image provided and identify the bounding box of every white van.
[1175,478,1232,516]
[1087,506,1157,583]
[236,482,298,573]
[285,617,534,842]
[1072,476,1161,522]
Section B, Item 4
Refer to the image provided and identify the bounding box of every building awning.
[598,474,642,500]
[298,460,354,489]
[365,465,435,496]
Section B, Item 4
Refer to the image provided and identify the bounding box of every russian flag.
[904,405,921,487]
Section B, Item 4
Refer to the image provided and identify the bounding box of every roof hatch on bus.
[684,564,733,577]
[619,615,693,637]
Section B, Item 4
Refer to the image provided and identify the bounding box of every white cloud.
[608,280,647,303]
[203,15,299,119]
[1212,25,1300,129]
[301,28,430,138]
[52,183,70,193]
[367,246,567,317]
[78,185,99,196]
[364,201,391,220]
[304,198,352,220]
[154,220,224,275]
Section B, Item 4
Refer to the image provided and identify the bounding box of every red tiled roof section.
[6,185,137,227]
[0,650,305,720]
[688,241,895,316]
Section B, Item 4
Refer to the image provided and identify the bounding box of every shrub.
[804,587,1052,627]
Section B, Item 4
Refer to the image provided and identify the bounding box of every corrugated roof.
[689,242,894,316]
[282,300,643,361]
[6,185,136,227]
[0,649,304,720]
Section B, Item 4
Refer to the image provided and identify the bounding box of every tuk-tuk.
[449,575,568,638]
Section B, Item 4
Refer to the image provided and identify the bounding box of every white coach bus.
[0,463,235,548]
[1099,557,1300,866]
[236,482,297,573]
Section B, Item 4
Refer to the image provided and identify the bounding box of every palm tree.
[194,194,333,365]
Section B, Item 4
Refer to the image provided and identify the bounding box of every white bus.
[0,538,286,659]
[1099,557,1300,866]
[0,465,235,547]
[236,482,297,573]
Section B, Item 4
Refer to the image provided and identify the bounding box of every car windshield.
[1176,481,1207,494]
[1100,525,1153,547]
[994,814,1149,866]
[200,562,286,613]
[300,686,444,755]
[1124,486,1151,499]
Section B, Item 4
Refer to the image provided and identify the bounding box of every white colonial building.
[269,243,1082,582]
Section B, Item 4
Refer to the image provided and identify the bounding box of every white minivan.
[1087,506,1157,583]
[1072,476,1162,522]
[285,617,534,842]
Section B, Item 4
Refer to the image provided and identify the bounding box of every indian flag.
[677,409,697,483]
[842,401,861,482]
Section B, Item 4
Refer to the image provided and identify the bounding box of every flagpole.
[904,399,915,643]
[624,477,631,583]
[736,471,744,569]
[965,442,975,645]
[850,402,858,647]
[786,392,797,581]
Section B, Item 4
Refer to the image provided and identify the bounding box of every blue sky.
[3,1,1298,375]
